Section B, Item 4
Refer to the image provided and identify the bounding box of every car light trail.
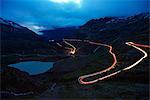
[63,39,118,84]
[59,39,149,85]
[56,43,63,47]
[63,39,79,41]
[63,40,76,54]
[127,42,150,48]
[56,41,76,54]
[122,42,150,71]
[56,42,72,51]
[64,39,117,74]
[78,42,150,85]
[78,40,117,85]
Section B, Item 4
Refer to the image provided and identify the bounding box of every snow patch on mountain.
[0,18,23,29]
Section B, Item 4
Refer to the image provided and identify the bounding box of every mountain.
[40,27,78,41]
[0,18,53,54]
[46,13,149,99]
[50,12,150,83]
[75,13,149,45]
[1,13,149,99]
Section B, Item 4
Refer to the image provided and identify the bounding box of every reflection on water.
[9,61,54,75]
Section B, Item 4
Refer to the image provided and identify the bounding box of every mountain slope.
[40,27,78,41]
[0,18,52,54]
[75,13,149,45]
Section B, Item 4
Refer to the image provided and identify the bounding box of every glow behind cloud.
[49,0,81,4]
[49,0,81,8]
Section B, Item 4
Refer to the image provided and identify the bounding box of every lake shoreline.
[9,61,54,75]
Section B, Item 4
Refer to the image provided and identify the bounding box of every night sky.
[1,0,149,34]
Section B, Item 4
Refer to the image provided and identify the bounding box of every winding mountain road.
[63,40,76,54]
[79,42,150,84]
[56,40,76,54]
[63,39,150,85]
[78,40,117,84]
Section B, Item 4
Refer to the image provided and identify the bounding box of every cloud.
[1,0,149,33]
[49,0,81,4]
[49,0,82,8]
[29,25,46,35]
[21,22,47,35]
[32,25,46,30]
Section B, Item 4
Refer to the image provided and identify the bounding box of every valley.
[0,13,149,99]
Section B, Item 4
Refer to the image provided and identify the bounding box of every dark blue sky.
[1,0,149,34]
